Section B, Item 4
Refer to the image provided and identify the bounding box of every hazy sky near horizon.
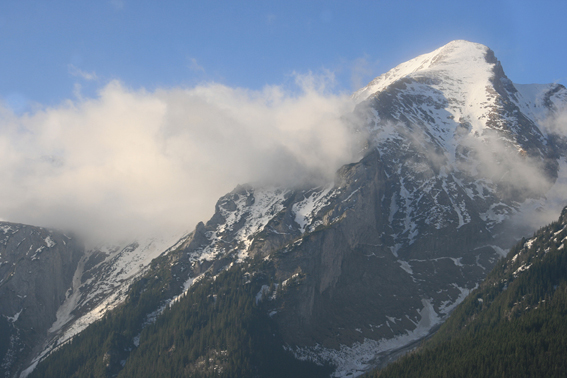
[1,1,566,111]
[1,1,566,240]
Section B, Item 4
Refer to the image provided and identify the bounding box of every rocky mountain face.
[4,40,567,378]
[42,234,182,352]
[0,222,181,378]
[0,223,82,377]
[373,205,567,377]
[154,40,567,376]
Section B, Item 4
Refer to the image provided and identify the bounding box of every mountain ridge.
[3,40,567,378]
[353,40,494,102]
[371,205,567,377]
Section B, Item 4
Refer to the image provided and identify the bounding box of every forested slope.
[370,207,567,378]
[30,254,331,378]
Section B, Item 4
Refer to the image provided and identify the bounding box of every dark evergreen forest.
[30,207,567,378]
[369,208,567,378]
[30,255,331,378]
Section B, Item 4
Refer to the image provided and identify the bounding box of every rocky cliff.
[0,222,82,377]
[0,221,181,378]
[8,40,567,378]
[157,40,567,376]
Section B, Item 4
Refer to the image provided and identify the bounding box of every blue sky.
[1,1,566,239]
[1,0,566,112]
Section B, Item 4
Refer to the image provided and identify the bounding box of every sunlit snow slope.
[160,40,567,377]
[9,40,567,378]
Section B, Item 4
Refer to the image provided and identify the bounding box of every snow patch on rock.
[288,299,442,377]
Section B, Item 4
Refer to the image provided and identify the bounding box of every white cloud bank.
[0,76,359,242]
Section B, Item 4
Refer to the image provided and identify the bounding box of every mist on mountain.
[0,73,360,242]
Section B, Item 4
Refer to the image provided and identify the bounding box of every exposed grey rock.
[0,222,83,377]
[159,40,567,376]
[5,40,567,378]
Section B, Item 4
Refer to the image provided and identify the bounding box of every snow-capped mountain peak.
[353,40,492,103]
[5,41,567,378]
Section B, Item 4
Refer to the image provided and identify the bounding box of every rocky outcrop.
[0,222,180,377]
[7,40,567,378]
[157,41,567,376]
[0,222,83,377]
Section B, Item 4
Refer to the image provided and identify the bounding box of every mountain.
[0,222,183,377]
[5,40,567,378]
[0,223,82,376]
[371,205,567,377]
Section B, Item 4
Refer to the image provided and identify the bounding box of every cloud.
[68,64,98,81]
[188,58,205,73]
[364,106,567,242]
[350,56,380,91]
[542,104,567,137]
[517,105,567,228]
[0,76,358,243]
